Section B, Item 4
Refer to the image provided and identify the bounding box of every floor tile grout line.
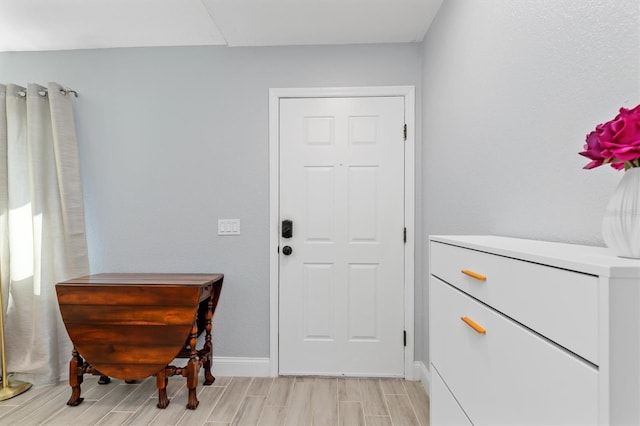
[334,377,340,426]
[1,383,79,424]
[381,381,396,426]
[357,377,365,426]
[38,406,69,426]
[228,377,253,425]
[359,400,366,426]
[402,379,426,426]
[195,378,229,425]
[335,378,341,426]
[281,378,293,426]
[171,383,212,426]
[253,377,275,426]
[183,376,224,424]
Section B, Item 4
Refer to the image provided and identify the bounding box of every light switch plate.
[218,219,240,235]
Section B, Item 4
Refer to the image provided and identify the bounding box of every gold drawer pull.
[461,269,486,281]
[461,316,486,334]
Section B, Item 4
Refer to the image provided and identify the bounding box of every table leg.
[186,320,200,409]
[203,295,215,385]
[67,347,84,406]
[156,369,170,409]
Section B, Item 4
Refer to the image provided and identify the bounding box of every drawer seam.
[431,241,599,277]
[431,363,474,425]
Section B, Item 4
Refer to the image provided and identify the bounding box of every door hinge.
[403,123,407,141]
[403,227,407,243]
[403,330,407,347]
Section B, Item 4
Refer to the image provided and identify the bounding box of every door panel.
[305,166,335,241]
[303,263,334,339]
[348,166,378,242]
[279,96,405,376]
[348,263,379,340]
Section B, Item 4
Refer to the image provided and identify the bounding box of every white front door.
[278,96,406,376]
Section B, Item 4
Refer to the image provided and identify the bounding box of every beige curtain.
[0,82,89,385]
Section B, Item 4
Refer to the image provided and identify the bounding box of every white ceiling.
[0,0,442,52]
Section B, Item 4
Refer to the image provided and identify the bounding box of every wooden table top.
[58,273,224,287]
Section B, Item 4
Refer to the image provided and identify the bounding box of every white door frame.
[268,86,415,379]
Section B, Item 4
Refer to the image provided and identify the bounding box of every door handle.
[282,246,293,256]
[282,220,293,239]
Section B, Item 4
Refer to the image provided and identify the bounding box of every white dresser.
[429,235,640,426]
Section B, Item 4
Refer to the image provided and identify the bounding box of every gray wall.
[421,0,640,365]
[0,43,423,359]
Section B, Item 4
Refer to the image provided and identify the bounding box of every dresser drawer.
[430,241,598,364]
[430,277,598,425]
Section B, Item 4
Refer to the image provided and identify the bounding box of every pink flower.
[579,130,605,169]
[580,104,640,170]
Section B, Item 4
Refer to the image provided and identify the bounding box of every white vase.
[602,167,640,259]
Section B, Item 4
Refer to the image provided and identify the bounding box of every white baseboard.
[209,356,429,386]
[212,357,271,377]
[414,361,431,397]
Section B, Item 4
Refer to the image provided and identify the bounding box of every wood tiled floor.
[0,374,430,425]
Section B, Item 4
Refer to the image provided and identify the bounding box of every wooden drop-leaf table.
[55,273,223,410]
